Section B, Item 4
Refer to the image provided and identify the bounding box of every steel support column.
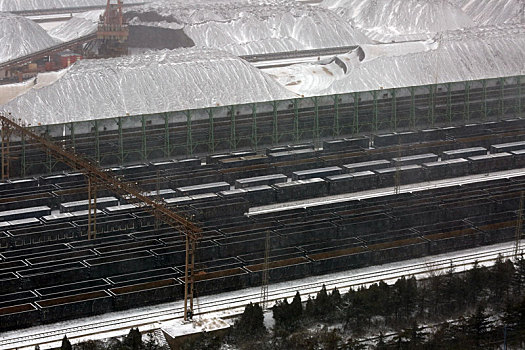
[94,120,100,165]
[207,109,214,154]
[164,113,171,157]
[141,115,147,162]
[292,99,300,142]
[333,94,341,137]
[409,87,416,129]
[353,92,359,135]
[185,111,193,156]
[499,77,505,119]
[391,89,397,131]
[272,101,279,145]
[313,96,320,147]
[118,118,124,165]
[251,104,258,151]
[229,106,237,151]
[446,83,452,124]
[373,90,379,131]
[464,81,470,122]
[482,79,488,120]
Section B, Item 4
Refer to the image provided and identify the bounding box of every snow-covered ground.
[265,24,525,96]
[0,70,67,105]
[2,49,296,125]
[0,13,59,64]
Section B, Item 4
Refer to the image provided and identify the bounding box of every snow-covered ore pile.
[457,0,524,26]
[0,0,144,12]
[320,0,475,42]
[0,13,59,64]
[125,0,370,56]
[48,11,101,42]
[2,48,296,125]
[266,24,525,96]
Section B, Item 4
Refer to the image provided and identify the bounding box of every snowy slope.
[125,0,370,56]
[0,13,59,64]
[0,0,144,12]
[2,49,296,125]
[460,0,524,26]
[48,10,101,42]
[320,0,475,42]
[266,24,525,96]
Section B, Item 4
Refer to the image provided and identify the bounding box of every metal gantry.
[0,113,201,321]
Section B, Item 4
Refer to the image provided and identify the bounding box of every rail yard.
[1,0,525,349]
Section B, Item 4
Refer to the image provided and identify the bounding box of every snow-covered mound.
[321,0,476,42]
[459,0,524,26]
[0,70,67,105]
[125,0,370,56]
[0,13,59,64]
[48,11,101,42]
[0,0,144,12]
[2,49,297,125]
[267,24,525,96]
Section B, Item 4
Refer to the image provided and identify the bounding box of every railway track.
[1,240,521,350]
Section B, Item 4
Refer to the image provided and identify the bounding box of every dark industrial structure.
[0,74,525,331]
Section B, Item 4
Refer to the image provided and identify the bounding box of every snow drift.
[320,0,476,42]
[459,0,524,26]
[125,0,370,56]
[0,13,59,64]
[266,24,525,96]
[2,49,296,125]
[48,11,101,42]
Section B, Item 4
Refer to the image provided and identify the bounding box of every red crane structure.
[97,0,129,57]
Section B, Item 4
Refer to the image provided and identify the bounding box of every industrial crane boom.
[0,113,201,320]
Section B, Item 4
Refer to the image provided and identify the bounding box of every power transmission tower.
[260,230,271,310]
[515,191,524,259]
[394,142,401,195]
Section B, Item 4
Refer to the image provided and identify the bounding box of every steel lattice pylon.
[0,113,201,321]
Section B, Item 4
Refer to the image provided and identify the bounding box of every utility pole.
[260,230,271,310]
[394,142,401,195]
[515,191,524,259]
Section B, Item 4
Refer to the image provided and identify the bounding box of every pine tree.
[235,302,265,339]
[290,291,303,320]
[61,335,72,350]
[124,328,143,350]
[305,296,316,318]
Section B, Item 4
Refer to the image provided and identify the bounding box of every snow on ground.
[319,0,475,42]
[0,0,144,12]
[125,0,370,56]
[1,48,296,125]
[48,10,101,41]
[0,70,67,105]
[266,24,525,96]
[456,0,524,26]
[2,239,521,350]
[0,13,59,64]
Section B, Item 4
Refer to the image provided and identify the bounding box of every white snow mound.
[267,24,525,96]
[126,0,370,56]
[48,10,101,42]
[0,13,59,64]
[321,0,476,42]
[460,0,524,26]
[2,49,297,125]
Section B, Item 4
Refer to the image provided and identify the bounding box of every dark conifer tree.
[61,335,72,350]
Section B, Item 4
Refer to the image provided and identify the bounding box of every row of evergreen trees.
[60,328,166,350]
[227,255,525,349]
